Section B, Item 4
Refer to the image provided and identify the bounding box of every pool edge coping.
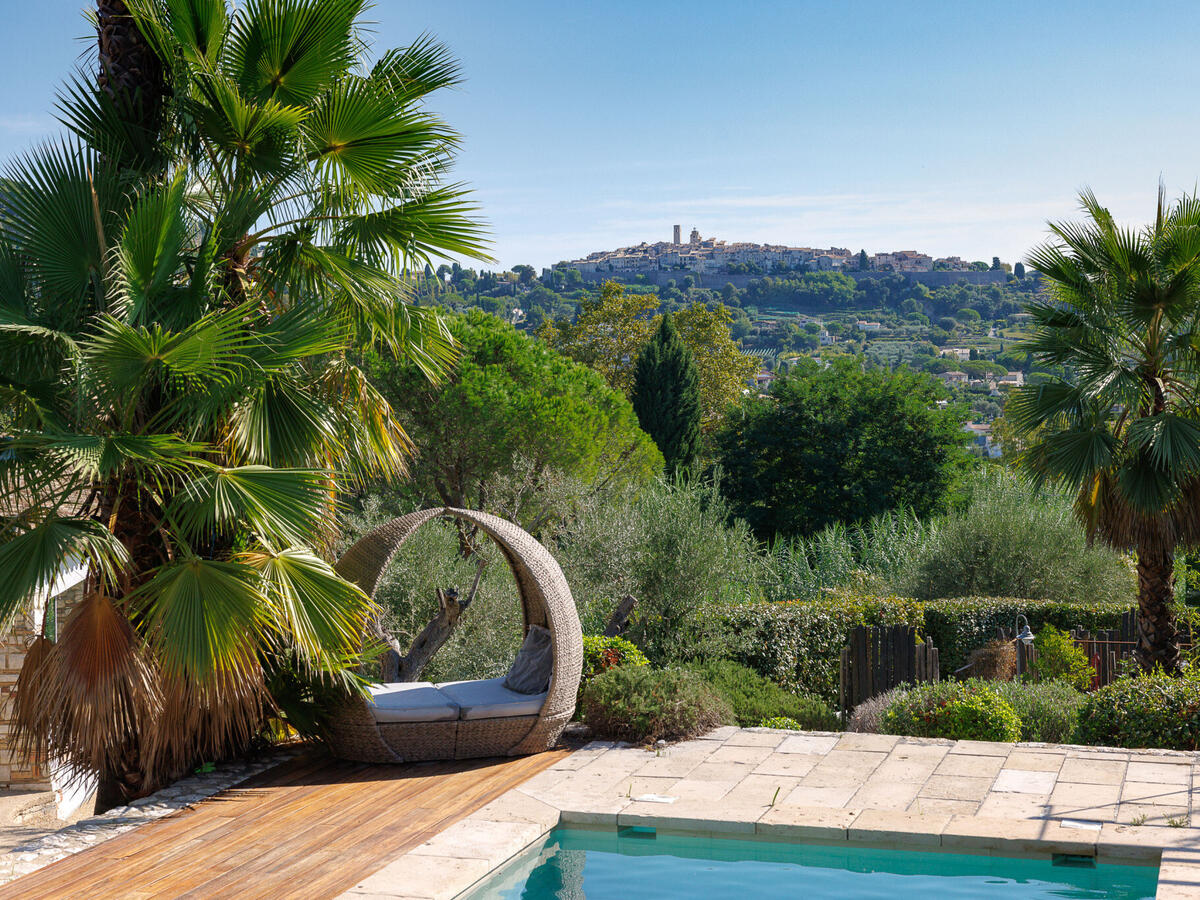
[335,737,1200,900]
[338,798,1198,899]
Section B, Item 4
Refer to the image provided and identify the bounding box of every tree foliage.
[540,280,754,427]
[538,281,659,395]
[369,309,661,531]
[631,315,701,473]
[674,302,757,429]
[714,357,971,540]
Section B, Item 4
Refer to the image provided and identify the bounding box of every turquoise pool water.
[465,827,1158,899]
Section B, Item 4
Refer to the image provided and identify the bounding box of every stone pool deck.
[343,727,1200,900]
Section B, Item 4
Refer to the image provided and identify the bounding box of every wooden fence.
[839,625,939,717]
[1022,611,1195,688]
[837,612,1197,715]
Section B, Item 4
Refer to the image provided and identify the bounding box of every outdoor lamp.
[1015,614,1035,646]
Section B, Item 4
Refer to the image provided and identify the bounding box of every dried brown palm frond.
[1076,470,1200,552]
[12,634,54,772]
[141,660,268,786]
[14,591,160,783]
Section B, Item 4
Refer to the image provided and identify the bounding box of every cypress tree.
[632,314,701,472]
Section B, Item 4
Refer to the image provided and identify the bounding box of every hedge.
[714,591,1132,705]
[713,590,923,704]
[870,678,1085,744]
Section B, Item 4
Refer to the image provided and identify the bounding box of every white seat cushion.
[436,677,547,720]
[366,682,460,724]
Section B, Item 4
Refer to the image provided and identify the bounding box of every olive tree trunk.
[369,561,486,682]
[1135,542,1182,674]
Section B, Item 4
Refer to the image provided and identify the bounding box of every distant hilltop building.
[560,229,987,279]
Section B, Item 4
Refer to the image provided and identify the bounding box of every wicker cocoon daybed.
[326,507,584,763]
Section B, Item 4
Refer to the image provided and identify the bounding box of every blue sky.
[3,1,1199,270]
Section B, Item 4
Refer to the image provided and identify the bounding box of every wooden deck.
[0,749,568,899]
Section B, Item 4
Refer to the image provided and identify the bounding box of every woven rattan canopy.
[326,507,583,762]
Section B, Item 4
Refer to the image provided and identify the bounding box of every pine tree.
[632,314,701,472]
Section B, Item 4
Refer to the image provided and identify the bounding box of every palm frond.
[85,304,256,404]
[303,79,453,197]
[240,545,371,663]
[12,432,207,483]
[0,140,120,320]
[13,592,160,783]
[1126,413,1200,479]
[316,356,413,482]
[0,518,128,629]
[111,170,192,324]
[132,555,265,680]
[54,71,163,175]
[335,184,492,268]
[189,73,307,176]
[369,35,464,105]
[224,372,337,467]
[223,0,364,106]
[169,465,330,546]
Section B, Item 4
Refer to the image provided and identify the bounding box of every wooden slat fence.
[1024,610,1195,689]
[839,625,938,717]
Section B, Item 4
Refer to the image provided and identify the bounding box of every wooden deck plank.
[1,757,379,899]
[176,761,502,897]
[0,749,567,900]
[72,763,458,898]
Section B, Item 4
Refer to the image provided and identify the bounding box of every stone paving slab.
[338,729,1200,900]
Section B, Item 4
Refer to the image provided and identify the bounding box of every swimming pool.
[463,827,1158,899]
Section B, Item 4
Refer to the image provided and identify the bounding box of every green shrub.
[581,667,733,744]
[939,692,1023,742]
[715,592,1130,704]
[1076,674,1200,750]
[553,478,764,664]
[880,681,1021,742]
[787,696,839,732]
[687,659,838,731]
[1028,625,1095,690]
[758,716,803,730]
[898,468,1134,604]
[990,679,1085,744]
[578,635,650,714]
[878,681,966,737]
[582,635,649,684]
[871,678,1079,743]
[765,469,1134,606]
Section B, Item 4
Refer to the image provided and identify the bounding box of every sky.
[3,1,1200,271]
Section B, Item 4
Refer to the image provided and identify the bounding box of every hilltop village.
[562,226,991,277]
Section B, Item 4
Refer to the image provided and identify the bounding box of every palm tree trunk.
[96,0,166,134]
[90,4,167,811]
[1135,542,1182,673]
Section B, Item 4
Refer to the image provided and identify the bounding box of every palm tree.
[0,0,488,804]
[1009,188,1200,673]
